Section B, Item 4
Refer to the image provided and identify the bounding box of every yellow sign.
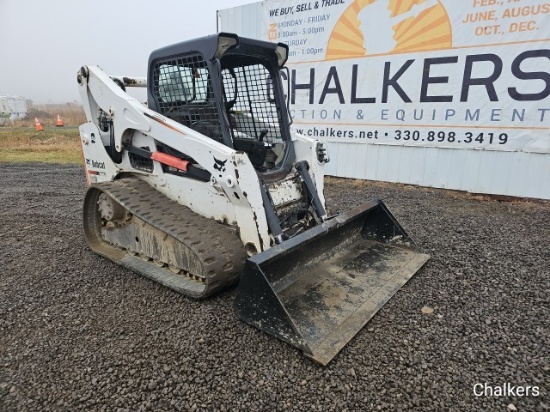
[326,0,452,58]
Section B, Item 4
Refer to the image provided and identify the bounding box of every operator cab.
[148,33,294,178]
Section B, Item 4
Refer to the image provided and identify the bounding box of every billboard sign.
[252,0,549,153]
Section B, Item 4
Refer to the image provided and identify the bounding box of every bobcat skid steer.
[77,33,429,365]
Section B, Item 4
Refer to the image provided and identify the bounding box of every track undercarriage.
[83,177,247,298]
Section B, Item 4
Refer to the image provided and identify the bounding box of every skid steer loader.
[77,33,429,365]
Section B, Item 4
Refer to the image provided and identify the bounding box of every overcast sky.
[0,0,258,104]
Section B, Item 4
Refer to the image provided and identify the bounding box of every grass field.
[0,127,82,164]
[0,105,85,163]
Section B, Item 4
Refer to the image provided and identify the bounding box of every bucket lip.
[248,200,382,265]
[305,249,430,366]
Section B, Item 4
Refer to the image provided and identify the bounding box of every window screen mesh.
[222,64,283,144]
[152,55,223,142]
[152,55,286,152]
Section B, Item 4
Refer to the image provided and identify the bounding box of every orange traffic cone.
[56,114,64,127]
[35,117,44,131]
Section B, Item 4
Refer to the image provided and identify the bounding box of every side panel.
[78,66,272,252]
[217,3,264,38]
[324,143,550,199]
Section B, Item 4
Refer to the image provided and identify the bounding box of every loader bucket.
[235,200,429,365]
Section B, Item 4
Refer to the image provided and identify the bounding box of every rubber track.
[86,177,247,298]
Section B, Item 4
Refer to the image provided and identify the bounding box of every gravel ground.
[0,163,548,411]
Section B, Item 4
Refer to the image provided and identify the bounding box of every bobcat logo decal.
[213,157,227,173]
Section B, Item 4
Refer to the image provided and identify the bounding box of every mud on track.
[0,163,548,411]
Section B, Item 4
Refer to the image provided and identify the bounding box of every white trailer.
[0,96,27,124]
[218,0,550,200]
